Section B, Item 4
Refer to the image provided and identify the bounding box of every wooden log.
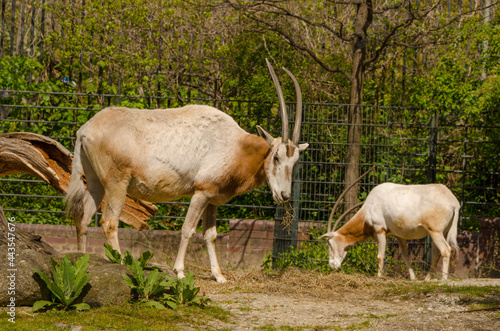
[0,132,157,230]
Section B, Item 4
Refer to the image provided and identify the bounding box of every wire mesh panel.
[271,104,500,275]
[1,91,499,274]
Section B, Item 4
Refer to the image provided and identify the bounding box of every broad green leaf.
[32,300,55,312]
[122,274,138,289]
[50,284,68,306]
[72,303,91,311]
[104,244,122,263]
[61,256,76,298]
[139,251,154,267]
[144,300,165,310]
[123,250,134,266]
[34,269,53,290]
[164,301,177,309]
[73,274,91,300]
[75,254,90,274]
[127,259,145,287]
[50,257,63,288]
[143,269,160,296]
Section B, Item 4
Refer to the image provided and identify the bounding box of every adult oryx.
[65,59,308,283]
[321,183,460,280]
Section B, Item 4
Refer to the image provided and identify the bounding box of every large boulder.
[0,248,53,306]
[0,249,133,307]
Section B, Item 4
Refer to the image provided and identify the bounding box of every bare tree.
[226,0,485,213]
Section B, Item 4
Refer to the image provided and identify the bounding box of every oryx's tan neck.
[337,209,374,244]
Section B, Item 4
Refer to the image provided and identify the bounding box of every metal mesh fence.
[1,90,499,273]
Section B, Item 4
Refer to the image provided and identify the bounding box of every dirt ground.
[195,269,500,330]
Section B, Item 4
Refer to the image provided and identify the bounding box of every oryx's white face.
[260,58,308,203]
[257,126,308,204]
[322,232,349,270]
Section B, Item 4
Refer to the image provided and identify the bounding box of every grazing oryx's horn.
[282,67,302,145]
[266,58,288,143]
[327,165,376,232]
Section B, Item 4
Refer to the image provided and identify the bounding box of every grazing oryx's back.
[322,183,460,280]
[65,59,308,283]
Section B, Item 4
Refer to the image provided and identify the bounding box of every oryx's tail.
[65,134,86,222]
[446,205,460,258]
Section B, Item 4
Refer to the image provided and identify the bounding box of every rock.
[0,248,53,306]
[0,250,133,307]
[50,252,133,307]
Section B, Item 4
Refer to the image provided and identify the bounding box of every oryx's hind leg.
[375,232,387,277]
[173,192,210,280]
[426,231,451,281]
[396,237,416,280]
[76,151,105,252]
[202,204,226,283]
[100,179,129,254]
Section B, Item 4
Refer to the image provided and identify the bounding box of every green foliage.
[121,250,209,309]
[104,243,158,271]
[264,228,402,276]
[122,259,172,309]
[33,254,91,312]
[160,271,210,309]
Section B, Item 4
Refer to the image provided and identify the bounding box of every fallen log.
[0,132,157,230]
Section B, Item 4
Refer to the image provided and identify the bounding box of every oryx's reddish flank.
[65,59,308,282]
[321,183,460,280]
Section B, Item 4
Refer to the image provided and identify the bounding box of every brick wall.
[478,218,500,277]
[17,220,487,278]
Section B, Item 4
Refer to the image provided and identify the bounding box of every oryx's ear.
[257,125,275,146]
[298,143,309,152]
[319,231,335,239]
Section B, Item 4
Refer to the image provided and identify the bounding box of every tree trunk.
[344,0,372,215]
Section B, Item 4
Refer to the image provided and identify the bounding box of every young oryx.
[321,183,460,280]
[65,59,308,282]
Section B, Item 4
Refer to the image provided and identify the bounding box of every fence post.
[427,111,438,183]
[271,106,303,267]
[271,162,301,268]
[424,110,439,268]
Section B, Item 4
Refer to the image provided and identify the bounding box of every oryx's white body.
[322,183,460,280]
[65,60,308,283]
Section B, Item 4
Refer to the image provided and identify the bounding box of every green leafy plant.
[104,243,157,270]
[122,258,172,309]
[160,271,210,309]
[33,254,91,312]
[122,252,210,310]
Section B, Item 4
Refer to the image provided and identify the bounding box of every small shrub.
[160,272,211,308]
[104,243,158,270]
[121,252,210,309]
[33,254,91,312]
[123,259,172,309]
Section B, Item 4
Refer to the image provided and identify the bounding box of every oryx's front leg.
[202,204,226,283]
[375,232,387,277]
[173,192,210,280]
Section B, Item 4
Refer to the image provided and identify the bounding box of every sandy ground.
[195,270,500,330]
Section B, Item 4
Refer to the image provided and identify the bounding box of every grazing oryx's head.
[320,231,349,270]
[257,59,309,204]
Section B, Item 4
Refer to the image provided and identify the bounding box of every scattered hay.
[197,268,400,300]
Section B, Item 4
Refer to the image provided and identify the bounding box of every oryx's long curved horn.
[327,165,376,232]
[266,58,288,143]
[331,202,364,232]
[282,67,302,145]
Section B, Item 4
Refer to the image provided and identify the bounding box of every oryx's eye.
[273,154,279,163]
